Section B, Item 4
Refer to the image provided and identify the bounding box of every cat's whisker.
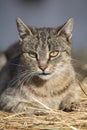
[10,70,29,81]
[9,70,30,86]
[9,63,26,68]
[71,58,82,64]
[71,58,87,69]
[9,74,27,87]
[25,72,36,84]
[16,73,31,87]
[13,70,29,77]
[16,71,35,88]
[10,71,36,88]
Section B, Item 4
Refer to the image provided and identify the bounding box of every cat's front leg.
[0,90,40,114]
[59,91,80,112]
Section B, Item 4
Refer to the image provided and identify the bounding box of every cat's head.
[16,18,73,80]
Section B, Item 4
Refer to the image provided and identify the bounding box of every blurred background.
[0,0,87,64]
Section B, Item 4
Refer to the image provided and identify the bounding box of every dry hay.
[0,84,87,130]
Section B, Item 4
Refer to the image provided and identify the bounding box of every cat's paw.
[59,97,80,112]
[59,101,80,112]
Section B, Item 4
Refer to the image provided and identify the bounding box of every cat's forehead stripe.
[38,30,48,48]
[39,31,46,42]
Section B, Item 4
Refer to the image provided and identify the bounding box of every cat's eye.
[50,51,59,58]
[29,52,37,58]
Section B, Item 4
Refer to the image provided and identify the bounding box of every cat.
[0,18,80,113]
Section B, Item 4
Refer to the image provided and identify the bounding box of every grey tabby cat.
[0,18,80,113]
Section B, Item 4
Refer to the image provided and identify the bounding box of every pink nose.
[39,65,47,71]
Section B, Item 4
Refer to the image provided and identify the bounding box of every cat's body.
[0,18,80,113]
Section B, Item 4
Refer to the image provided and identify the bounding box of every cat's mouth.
[39,72,51,76]
[38,72,52,80]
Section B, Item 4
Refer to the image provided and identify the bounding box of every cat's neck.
[24,63,75,97]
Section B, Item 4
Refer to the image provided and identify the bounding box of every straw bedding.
[0,81,87,130]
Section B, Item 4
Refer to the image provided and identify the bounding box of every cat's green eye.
[50,51,59,58]
[29,52,37,58]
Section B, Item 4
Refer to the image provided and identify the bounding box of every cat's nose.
[39,65,47,71]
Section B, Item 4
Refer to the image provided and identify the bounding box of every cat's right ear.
[16,17,33,41]
[57,18,74,42]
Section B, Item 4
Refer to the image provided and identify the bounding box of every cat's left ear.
[57,18,74,41]
[16,17,33,41]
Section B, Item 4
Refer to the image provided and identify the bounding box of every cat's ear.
[57,18,74,41]
[16,17,33,41]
